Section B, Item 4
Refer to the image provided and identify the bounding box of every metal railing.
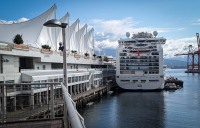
[0,82,85,128]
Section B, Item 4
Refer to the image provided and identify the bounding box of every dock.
[73,86,110,109]
[0,84,111,128]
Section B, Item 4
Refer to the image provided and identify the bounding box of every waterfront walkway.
[2,99,63,122]
[1,86,110,123]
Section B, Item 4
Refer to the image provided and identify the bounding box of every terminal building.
[0,4,106,112]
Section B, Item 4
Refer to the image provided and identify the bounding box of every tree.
[13,34,24,44]
[103,56,109,62]
[85,53,89,56]
[41,44,51,50]
[71,50,77,54]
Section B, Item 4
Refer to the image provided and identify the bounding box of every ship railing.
[0,44,12,51]
[0,82,85,128]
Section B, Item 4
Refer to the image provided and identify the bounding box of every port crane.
[175,33,200,73]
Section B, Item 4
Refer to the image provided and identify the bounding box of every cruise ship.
[116,31,166,90]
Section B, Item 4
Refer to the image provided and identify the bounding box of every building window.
[72,77,75,83]
[68,77,71,83]
[75,76,78,82]
[87,82,89,87]
[82,76,84,81]
[43,65,45,70]
[59,78,63,82]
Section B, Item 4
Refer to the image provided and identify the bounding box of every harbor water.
[79,69,200,128]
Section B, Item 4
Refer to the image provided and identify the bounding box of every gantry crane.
[175,33,200,73]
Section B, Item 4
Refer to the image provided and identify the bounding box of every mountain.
[164,59,187,69]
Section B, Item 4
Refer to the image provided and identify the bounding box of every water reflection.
[115,92,165,128]
[81,69,200,128]
[80,91,165,128]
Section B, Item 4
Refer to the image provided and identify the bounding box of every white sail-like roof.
[84,28,94,55]
[56,12,70,50]
[0,4,56,47]
[76,24,87,54]
[0,4,96,55]
[66,19,79,52]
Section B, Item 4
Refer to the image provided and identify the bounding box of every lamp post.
[44,19,85,128]
[43,19,68,88]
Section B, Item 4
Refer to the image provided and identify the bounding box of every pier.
[73,86,110,109]
[0,82,113,128]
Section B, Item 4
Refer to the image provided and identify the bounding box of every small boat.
[164,77,183,90]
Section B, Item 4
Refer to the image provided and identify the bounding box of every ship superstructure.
[116,31,166,90]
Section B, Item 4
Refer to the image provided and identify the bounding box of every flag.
[137,50,140,56]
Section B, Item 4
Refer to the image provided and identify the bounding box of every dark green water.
[80,69,200,128]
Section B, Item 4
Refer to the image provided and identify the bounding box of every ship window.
[120,53,126,56]
[152,52,159,55]
[131,71,135,74]
[133,80,138,83]
[141,80,146,83]
[149,80,159,82]
[136,43,147,46]
[121,80,129,82]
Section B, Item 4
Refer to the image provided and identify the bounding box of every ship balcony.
[119,61,159,64]
[120,56,159,60]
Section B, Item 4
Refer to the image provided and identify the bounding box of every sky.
[1,0,200,60]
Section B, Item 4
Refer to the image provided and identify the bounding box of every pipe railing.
[61,82,85,128]
[0,82,85,128]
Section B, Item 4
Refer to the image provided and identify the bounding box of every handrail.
[0,82,85,128]
[61,83,85,128]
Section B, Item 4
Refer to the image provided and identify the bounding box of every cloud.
[191,18,200,25]
[90,17,185,58]
[163,37,197,58]
[0,17,29,24]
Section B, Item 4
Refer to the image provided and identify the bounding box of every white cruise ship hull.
[116,31,166,91]
[116,78,164,90]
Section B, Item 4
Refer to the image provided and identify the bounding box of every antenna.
[153,31,158,37]
[126,32,130,38]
